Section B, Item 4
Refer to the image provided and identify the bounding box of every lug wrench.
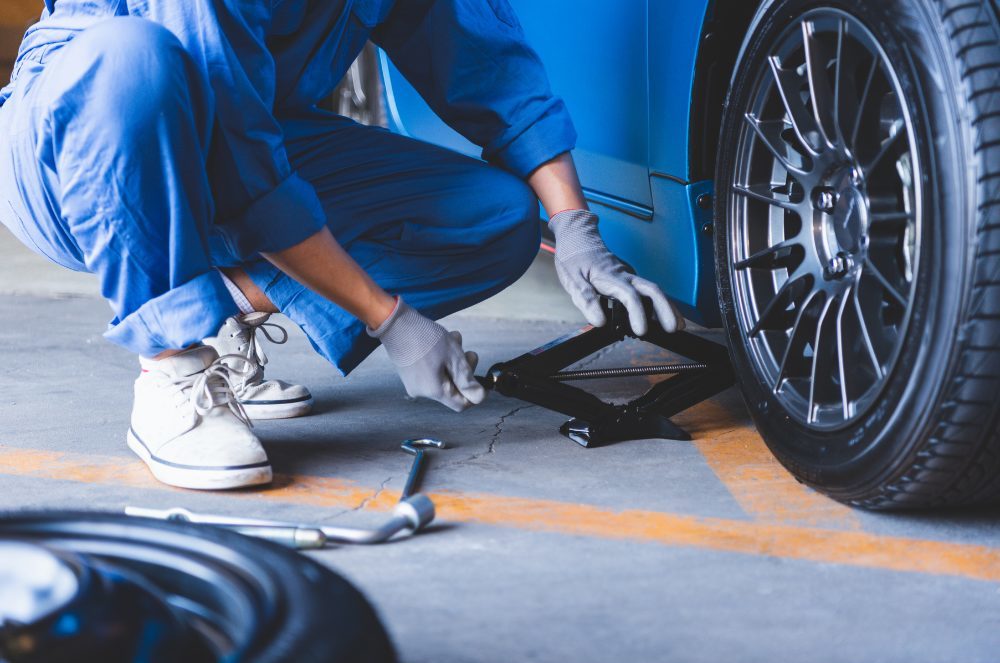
[401,438,447,499]
[125,494,435,550]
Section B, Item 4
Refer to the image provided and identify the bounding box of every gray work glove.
[368,298,486,412]
[549,210,684,336]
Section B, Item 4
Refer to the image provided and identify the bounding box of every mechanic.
[0,0,682,490]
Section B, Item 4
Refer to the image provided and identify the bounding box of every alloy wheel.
[729,9,921,430]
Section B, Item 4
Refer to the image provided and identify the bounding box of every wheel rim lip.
[728,7,923,432]
[0,518,277,658]
[0,542,80,625]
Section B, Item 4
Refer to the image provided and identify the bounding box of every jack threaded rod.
[549,363,708,382]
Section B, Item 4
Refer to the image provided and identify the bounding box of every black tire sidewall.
[0,512,397,663]
[714,0,974,499]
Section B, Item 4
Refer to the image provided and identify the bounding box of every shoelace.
[173,355,256,428]
[234,313,289,370]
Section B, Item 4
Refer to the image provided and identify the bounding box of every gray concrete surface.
[1,228,999,663]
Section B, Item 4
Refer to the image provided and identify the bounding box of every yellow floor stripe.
[632,342,861,530]
[674,400,862,529]
[0,446,997,582]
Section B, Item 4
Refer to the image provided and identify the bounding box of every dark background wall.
[1,1,42,82]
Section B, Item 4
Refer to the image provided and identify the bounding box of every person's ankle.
[150,344,199,361]
[219,267,279,314]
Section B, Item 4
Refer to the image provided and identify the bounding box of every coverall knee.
[0,17,235,357]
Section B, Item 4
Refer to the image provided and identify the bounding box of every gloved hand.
[367,298,486,412]
[549,210,684,336]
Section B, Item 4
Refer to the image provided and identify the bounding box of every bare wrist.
[364,291,398,329]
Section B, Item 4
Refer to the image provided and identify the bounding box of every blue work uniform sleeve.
[373,0,578,179]
[134,0,326,262]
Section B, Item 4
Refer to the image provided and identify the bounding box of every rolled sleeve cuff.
[103,271,238,357]
[488,104,578,179]
[213,173,327,263]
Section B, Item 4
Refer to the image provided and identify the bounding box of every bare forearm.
[262,228,396,329]
[527,152,588,218]
[259,153,586,330]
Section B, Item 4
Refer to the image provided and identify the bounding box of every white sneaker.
[204,313,314,420]
[128,346,272,490]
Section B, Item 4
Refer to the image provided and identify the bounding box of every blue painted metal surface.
[380,0,722,326]
[382,0,652,206]
[648,1,713,181]
[598,178,720,327]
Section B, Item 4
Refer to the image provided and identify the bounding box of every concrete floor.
[1,228,999,662]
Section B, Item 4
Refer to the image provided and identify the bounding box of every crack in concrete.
[436,404,535,472]
[487,405,529,455]
[320,475,394,523]
[354,475,393,512]
[319,342,623,505]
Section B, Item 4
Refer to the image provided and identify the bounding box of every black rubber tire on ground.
[715,0,1000,507]
[0,512,396,662]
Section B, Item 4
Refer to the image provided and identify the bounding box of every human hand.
[368,298,486,412]
[549,210,684,335]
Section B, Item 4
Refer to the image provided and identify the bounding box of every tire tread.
[855,0,1000,508]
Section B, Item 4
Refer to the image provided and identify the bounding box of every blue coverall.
[0,0,577,372]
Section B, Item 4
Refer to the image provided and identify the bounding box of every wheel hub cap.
[817,166,869,279]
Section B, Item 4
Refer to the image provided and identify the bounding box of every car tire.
[0,512,396,662]
[715,0,1000,507]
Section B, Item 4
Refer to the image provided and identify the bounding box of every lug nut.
[815,188,838,213]
[827,254,854,278]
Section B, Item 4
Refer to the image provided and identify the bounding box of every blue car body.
[378,0,722,325]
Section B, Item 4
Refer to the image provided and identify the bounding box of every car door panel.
[379,0,652,208]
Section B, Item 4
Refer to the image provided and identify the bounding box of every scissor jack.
[477,298,735,447]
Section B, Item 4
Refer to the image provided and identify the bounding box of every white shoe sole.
[242,396,314,420]
[127,429,272,490]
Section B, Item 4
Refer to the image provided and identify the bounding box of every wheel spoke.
[768,56,823,156]
[732,183,799,212]
[863,257,907,307]
[744,114,810,177]
[735,239,800,270]
[863,120,906,176]
[834,288,853,419]
[853,286,885,379]
[850,57,879,152]
[802,21,837,148]
[750,273,811,337]
[775,290,820,388]
[833,20,850,146]
[807,297,837,423]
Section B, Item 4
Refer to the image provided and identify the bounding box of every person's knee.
[473,169,541,284]
[60,18,193,111]
[498,170,542,226]
[493,171,542,269]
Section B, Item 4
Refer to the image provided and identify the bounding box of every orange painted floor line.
[634,344,861,530]
[675,400,862,530]
[0,446,997,582]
